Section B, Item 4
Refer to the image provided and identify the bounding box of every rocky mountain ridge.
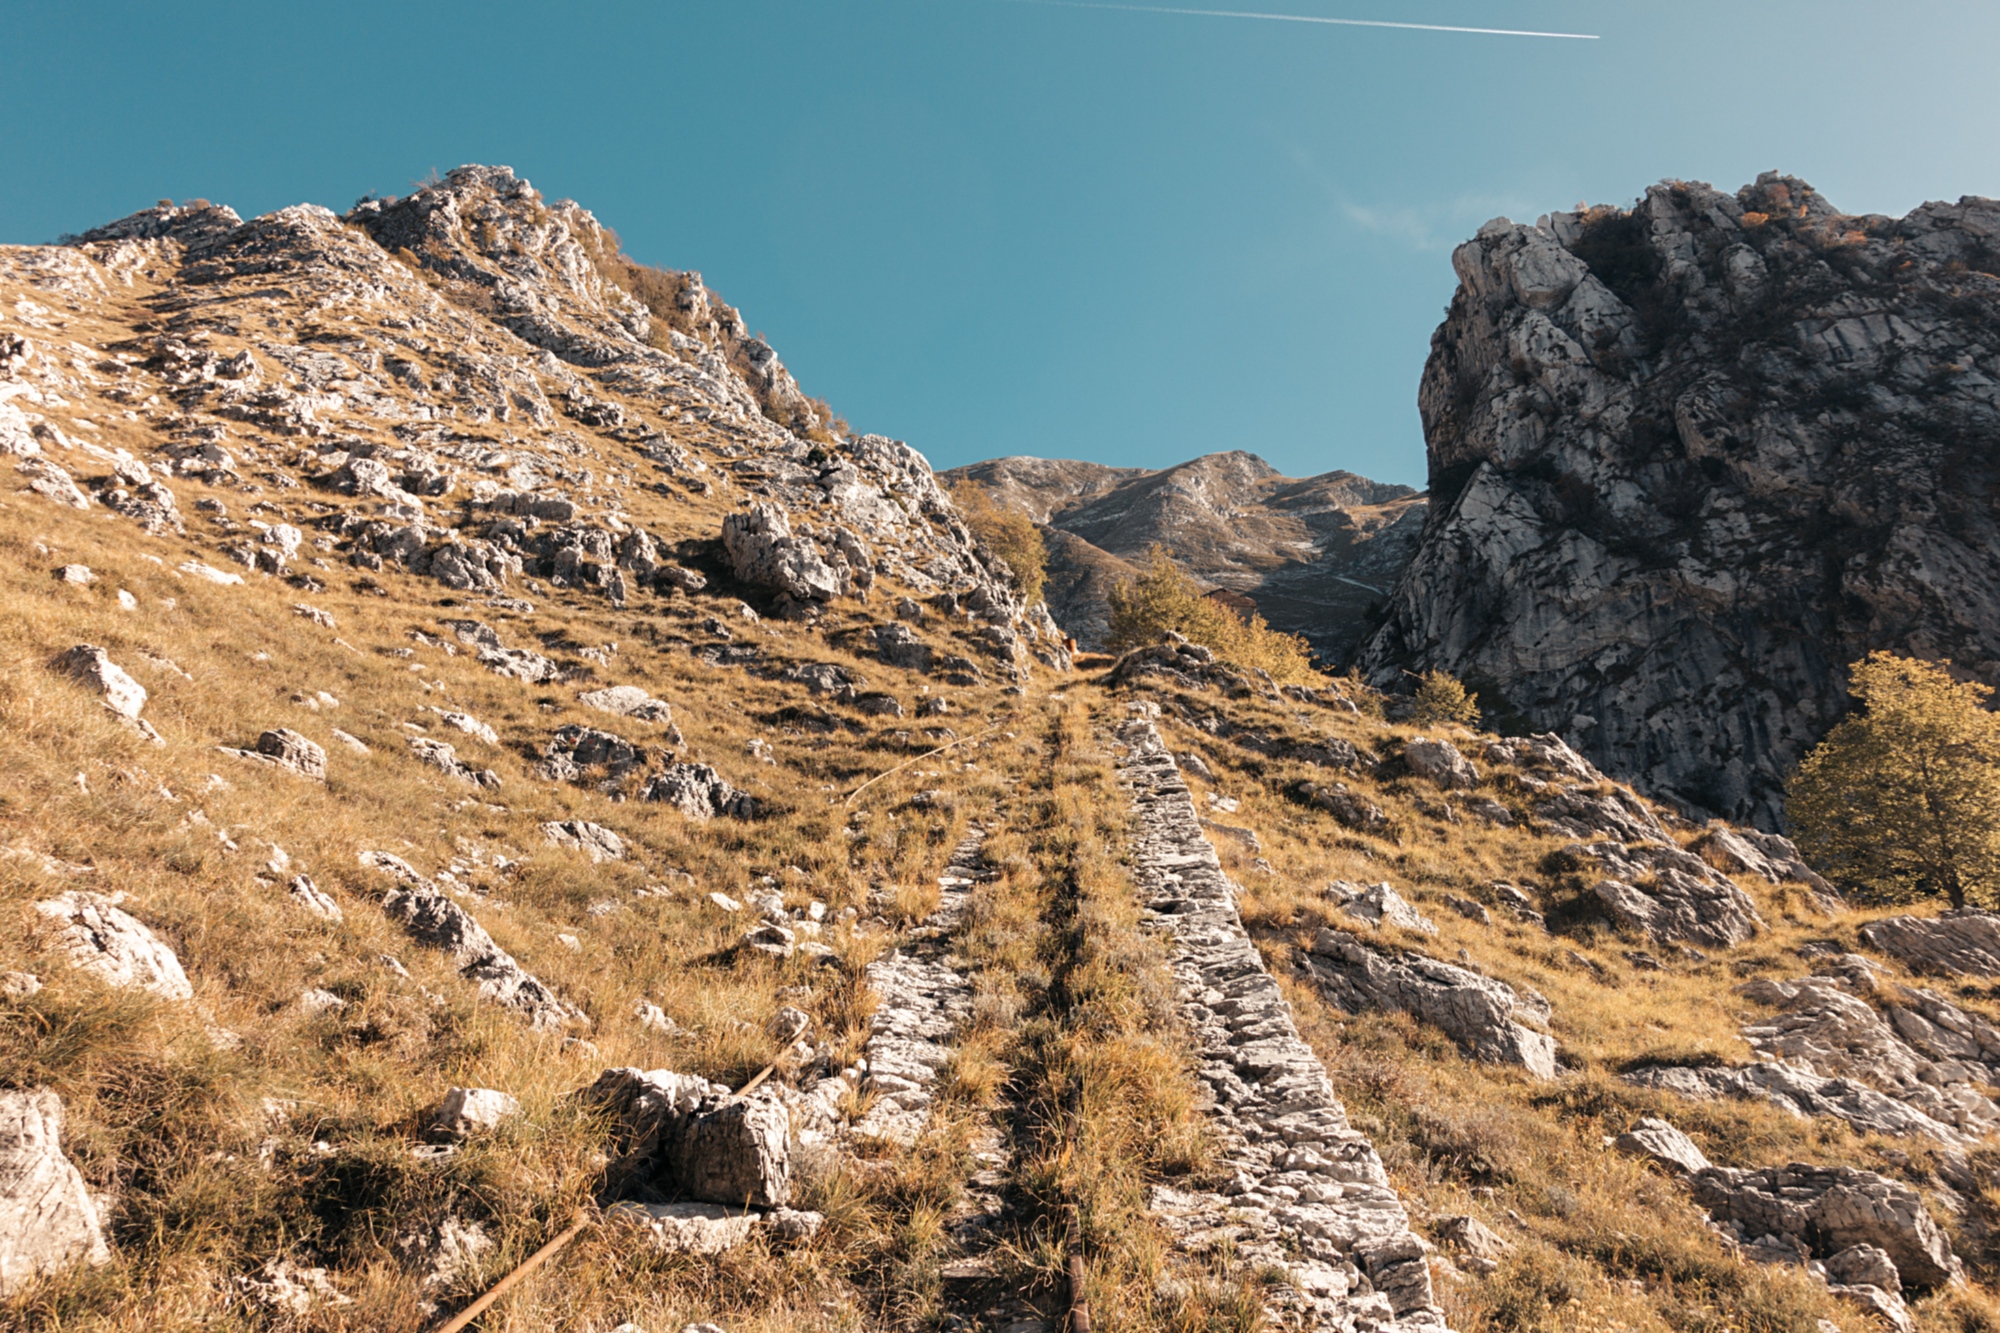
[946,450,1425,657]
[1359,172,2000,828]
[6,162,2000,1333]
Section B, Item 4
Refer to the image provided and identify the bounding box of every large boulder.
[580,1068,791,1207]
[33,892,192,1000]
[0,1090,110,1293]
[720,503,844,603]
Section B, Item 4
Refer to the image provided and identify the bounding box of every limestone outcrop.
[1861,910,2000,978]
[0,1090,111,1293]
[1361,173,2000,828]
[362,852,581,1029]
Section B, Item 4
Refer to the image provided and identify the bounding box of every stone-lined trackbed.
[1116,715,1451,1332]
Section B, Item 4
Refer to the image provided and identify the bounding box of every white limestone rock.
[541,819,625,862]
[1403,736,1479,789]
[0,1090,110,1294]
[579,684,672,722]
[1613,1116,1712,1174]
[56,644,146,720]
[429,1087,521,1139]
[33,891,191,1000]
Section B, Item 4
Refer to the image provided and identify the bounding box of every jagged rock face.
[1362,172,2000,827]
[946,452,1425,657]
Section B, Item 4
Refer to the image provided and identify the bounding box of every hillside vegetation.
[2,166,1999,1333]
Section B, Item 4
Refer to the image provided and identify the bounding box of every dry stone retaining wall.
[1115,714,1451,1332]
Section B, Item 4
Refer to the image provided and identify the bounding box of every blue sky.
[4,2,1997,486]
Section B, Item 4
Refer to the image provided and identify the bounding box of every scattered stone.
[1688,1163,1960,1289]
[443,619,564,683]
[1295,780,1390,835]
[52,564,93,585]
[580,1067,791,1206]
[232,1258,352,1314]
[177,560,243,586]
[297,987,346,1017]
[579,684,672,722]
[538,723,642,783]
[541,819,625,862]
[256,727,327,781]
[0,973,40,998]
[1861,911,2000,979]
[292,602,336,628]
[32,891,192,1000]
[1308,929,1557,1079]
[329,727,370,754]
[0,1089,111,1294]
[1328,881,1438,934]
[434,710,498,745]
[1444,894,1492,926]
[286,874,342,921]
[55,644,147,721]
[606,1200,760,1255]
[1568,840,1763,949]
[721,502,844,603]
[873,621,933,671]
[429,1087,521,1139]
[1434,1214,1511,1264]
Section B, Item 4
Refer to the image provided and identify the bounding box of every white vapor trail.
[1000,0,1599,40]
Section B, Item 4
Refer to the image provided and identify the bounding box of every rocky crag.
[1360,173,2000,828]
[946,452,1424,658]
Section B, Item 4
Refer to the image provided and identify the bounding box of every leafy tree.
[1105,545,1317,684]
[1788,652,2000,909]
[951,482,1047,606]
[1410,668,1480,728]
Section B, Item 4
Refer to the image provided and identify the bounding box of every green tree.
[1410,668,1480,727]
[951,482,1047,606]
[1105,545,1318,684]
[1788,652,2000,909]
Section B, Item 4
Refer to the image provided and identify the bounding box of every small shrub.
[949,482,1047,606]
[1789,651,2000,908]
[1106,546,1317,685]
[1411,668,1480,727]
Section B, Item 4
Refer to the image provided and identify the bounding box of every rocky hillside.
[1359,172,2000,829]
[9,162,2000,1333]
[946,451,1425,658]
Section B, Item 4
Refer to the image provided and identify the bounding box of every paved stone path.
[1115,713,1451,1332]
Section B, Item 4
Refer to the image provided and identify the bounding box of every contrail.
[998,0,1599,40]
